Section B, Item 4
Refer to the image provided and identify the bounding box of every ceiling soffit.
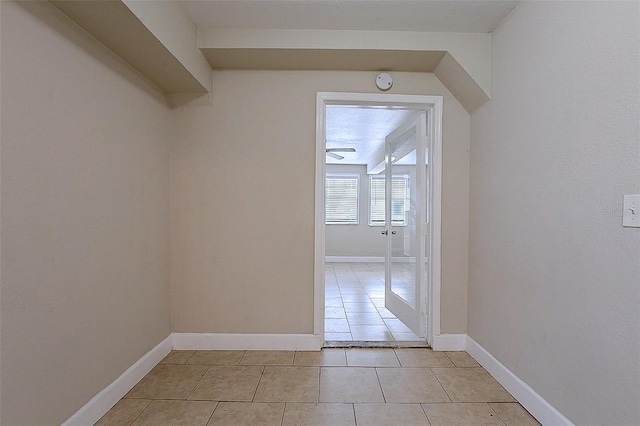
[201,49,447,73]
[49,1,498,112]
[198,29,492,112]
[50,0,212,94]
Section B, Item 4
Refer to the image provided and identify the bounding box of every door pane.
[390,156,417,309]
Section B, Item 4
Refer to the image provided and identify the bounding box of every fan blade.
[326,152,344,160]
[326,148,356,153]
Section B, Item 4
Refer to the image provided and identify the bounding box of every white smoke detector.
[376,73,393,91]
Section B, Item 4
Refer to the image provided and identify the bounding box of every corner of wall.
[433,53,490,114]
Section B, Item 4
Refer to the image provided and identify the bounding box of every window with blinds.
[369,175,409,226]
[325,174,359,225]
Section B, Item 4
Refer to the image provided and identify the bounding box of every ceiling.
[181,1,518,33]
[325,105,420,165]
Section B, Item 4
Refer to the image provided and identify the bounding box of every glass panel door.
[384,111,427,337]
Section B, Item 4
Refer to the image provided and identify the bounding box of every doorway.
[314,92,443,347]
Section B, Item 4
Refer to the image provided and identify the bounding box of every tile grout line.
[443,351,457,367]
[250,366,266,402]
[418,402,434,426]
[429,367,454,403]
[279,402,287,426]
[373,368,387,403]
[392,348,403,367]
[352,402,358,426]
[126,398,153,426]
[238,350,249,365]
[183,350,197,365]
[183,365,211,402]
[204,401,219,426]
[486,403,509,426]
[317,366,322,404]
[319,366,331,404]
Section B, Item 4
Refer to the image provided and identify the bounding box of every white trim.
[431,333,467,351]
[315,92,443,346]
[466,336,574,426]
[427,96,443,344]
[172,333,323,351]
[314,93,327,337]
[62,335,172,426]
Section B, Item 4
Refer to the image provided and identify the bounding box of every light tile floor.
[325,262,422,342]
[97,348,540,426]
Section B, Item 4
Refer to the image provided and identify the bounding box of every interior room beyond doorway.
[321,99,432,345]
[325,261,422,342]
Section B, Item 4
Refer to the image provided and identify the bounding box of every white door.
[384,112,428,337]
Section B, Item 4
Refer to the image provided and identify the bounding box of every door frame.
[314,92,443,346]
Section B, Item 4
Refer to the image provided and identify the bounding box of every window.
[369,175,409,226]
[325,174,359,224]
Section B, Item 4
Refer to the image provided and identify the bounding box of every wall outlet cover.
[622,194,640,228]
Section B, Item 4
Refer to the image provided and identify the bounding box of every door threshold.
[323,340,429,349]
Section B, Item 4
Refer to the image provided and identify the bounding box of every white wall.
[171,70,470,334]
[0,2,171,424]
[468,2,640,424]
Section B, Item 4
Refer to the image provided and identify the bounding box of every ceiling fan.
[326,147,356,160]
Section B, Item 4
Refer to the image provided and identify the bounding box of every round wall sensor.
[376,73,393,91]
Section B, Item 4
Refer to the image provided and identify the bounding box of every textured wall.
[468,2,640,424]
[0,2,171,424]
[171,70,470,334]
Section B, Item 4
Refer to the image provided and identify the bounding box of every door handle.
[381,230,388,235]
[391,230,397,235]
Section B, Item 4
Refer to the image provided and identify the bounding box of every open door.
[383,111,428,337]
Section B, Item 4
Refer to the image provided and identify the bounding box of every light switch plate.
[622,194,640,227]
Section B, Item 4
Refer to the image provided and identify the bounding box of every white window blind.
[325,174,359,225]
[369,175,409,226]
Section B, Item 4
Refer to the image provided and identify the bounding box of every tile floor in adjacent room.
[325,262,422,342]
[96,348,540,425]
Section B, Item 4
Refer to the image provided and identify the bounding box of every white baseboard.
[172,333,324,351]
[466,336,573,426]
[62,335,172,426]
[326,256,384,263]
[431,333,467,351]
